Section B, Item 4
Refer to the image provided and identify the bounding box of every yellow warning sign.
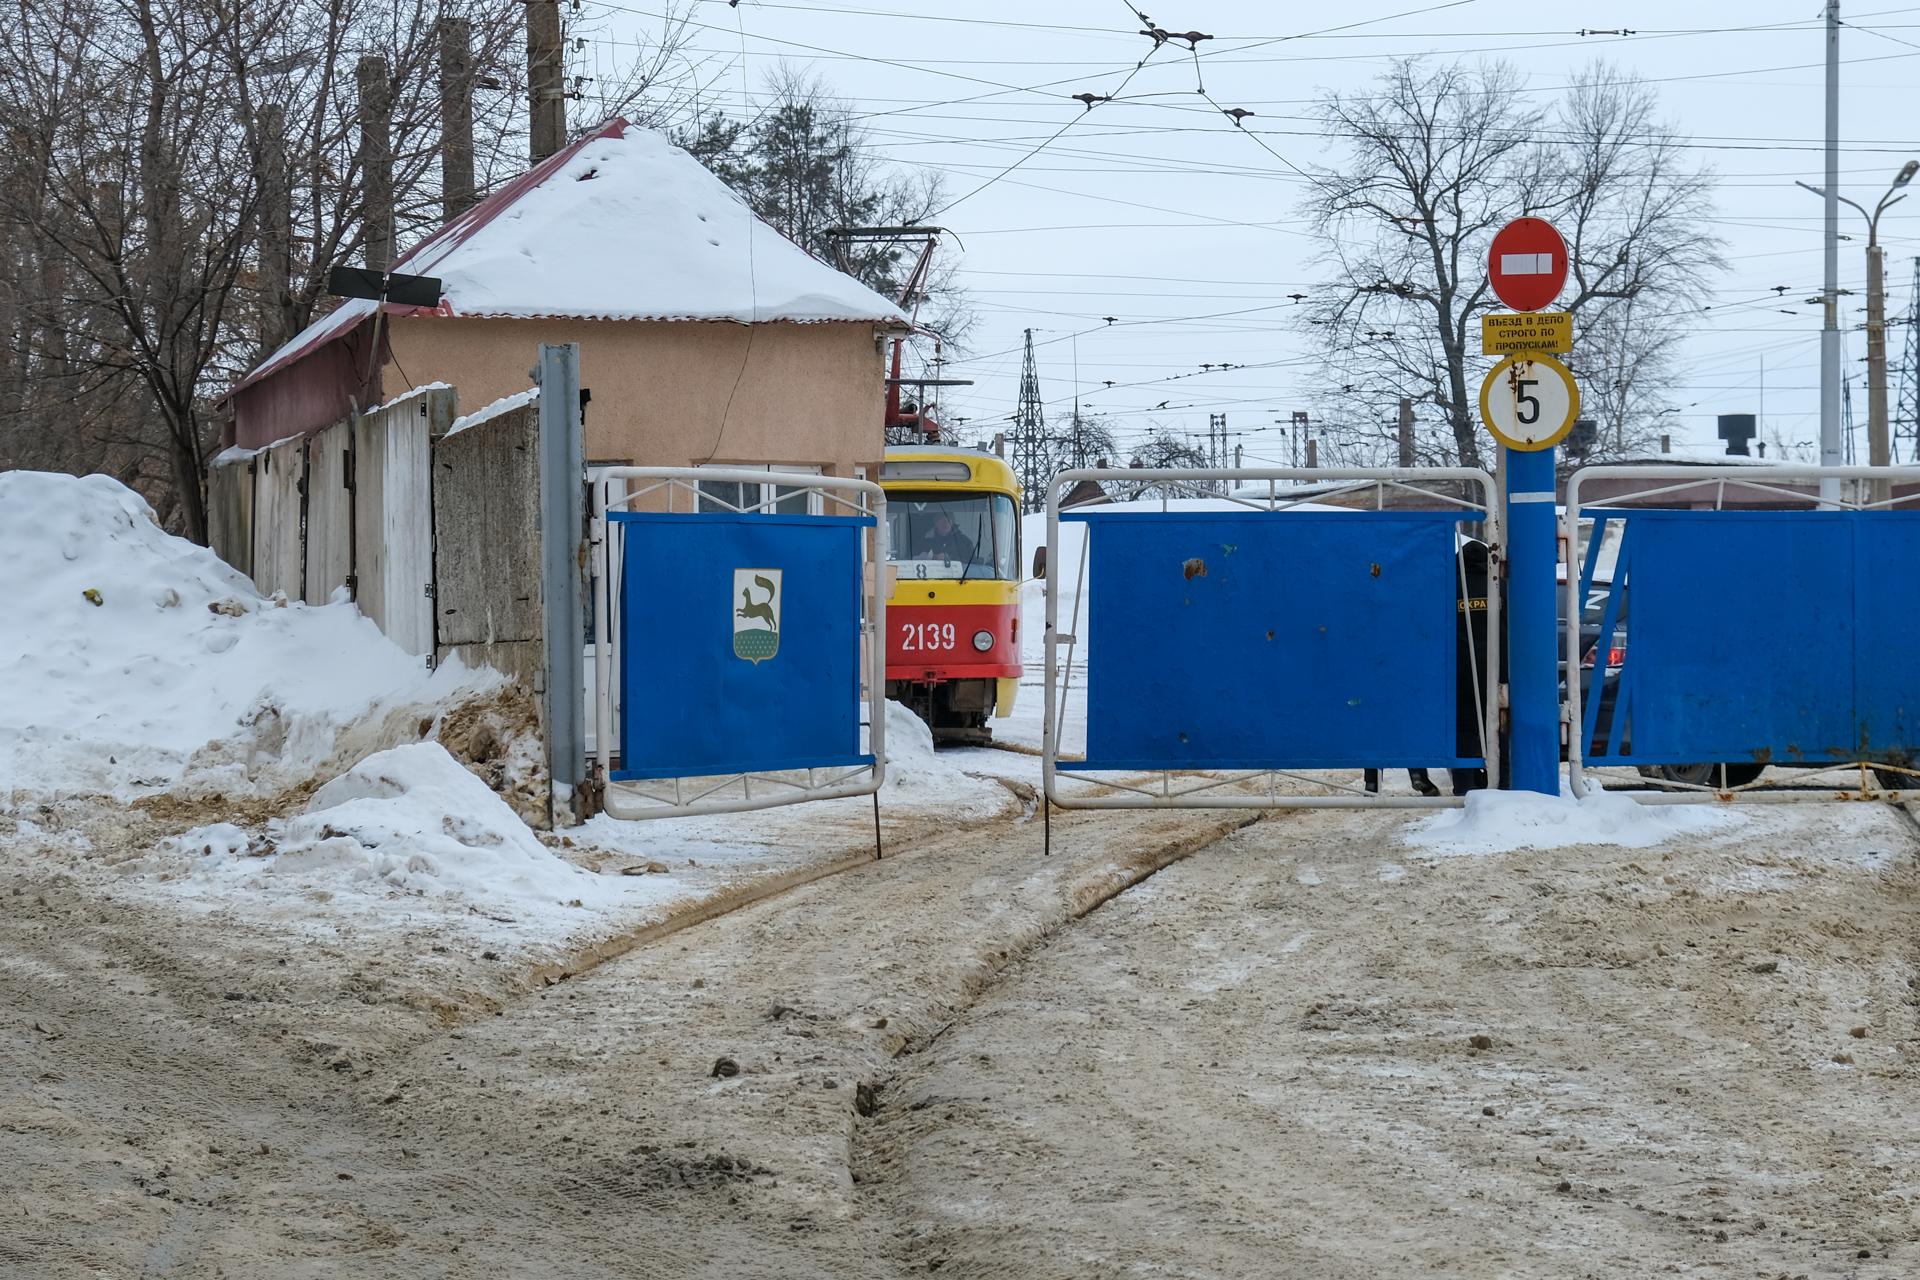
[1481,310,1572,355]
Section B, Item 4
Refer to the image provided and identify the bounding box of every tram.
[879,445,1023,745]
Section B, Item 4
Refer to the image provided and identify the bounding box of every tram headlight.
[971,629,994,652]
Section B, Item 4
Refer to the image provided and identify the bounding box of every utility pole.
[527,0,567,164]
[1819,0,1842,503]
[1800,158,1917,500]
[1867,238,1891,498]
[256,103,293,352]
[1207,414,1227,468]
[439,17,477,222]
[357,55,394,271]
[1397,397,1415,467]
[1011,329,1049,513]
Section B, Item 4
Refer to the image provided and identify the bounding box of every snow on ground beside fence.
[155,743,660,935]
[876,699,1010,816]
[0,471,481,799]
[580,701,1011,854]
[1401,783,1746,855]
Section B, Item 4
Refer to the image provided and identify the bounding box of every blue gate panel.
[1852,512,1920,763]
[1619,512,1856,765]
[612,512,872,781]
[1067,510,1472,771]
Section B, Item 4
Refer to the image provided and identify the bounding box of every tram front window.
[887,492,1017,581]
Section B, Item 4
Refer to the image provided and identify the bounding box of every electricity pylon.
[1011,329,1049,512]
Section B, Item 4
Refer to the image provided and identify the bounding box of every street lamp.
[1798,159,1918,499]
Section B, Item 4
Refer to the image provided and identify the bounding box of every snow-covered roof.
[1614,448,1781,467]
[236,119,909,393]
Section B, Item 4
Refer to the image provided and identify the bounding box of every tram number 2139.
[899,621,956,652]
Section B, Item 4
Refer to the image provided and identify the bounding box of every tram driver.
[916,510,977,565]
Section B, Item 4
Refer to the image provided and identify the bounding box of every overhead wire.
[592,0,1902,444]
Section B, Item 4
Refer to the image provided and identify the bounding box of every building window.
[696,465,822,515]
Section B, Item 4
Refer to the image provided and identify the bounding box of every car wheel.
[1871,765,1919,793]
[1653,763,1764,789]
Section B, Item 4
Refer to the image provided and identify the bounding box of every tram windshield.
[886,491,1018,581]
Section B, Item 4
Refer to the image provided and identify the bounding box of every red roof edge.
[230,119,632,396]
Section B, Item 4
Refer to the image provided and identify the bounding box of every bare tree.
[0,0,698,540]
[1303,59,1720,469]
[675,67,973,346]
[1049,407,1118,474]
[1117,427,1208,499]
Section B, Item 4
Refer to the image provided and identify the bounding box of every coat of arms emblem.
[732,568,781,664]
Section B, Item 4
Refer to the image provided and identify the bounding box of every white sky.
[594,1,1920,464]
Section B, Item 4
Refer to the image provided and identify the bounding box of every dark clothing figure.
[1367,537,1499,799]
[1365,768,1441,797]
[918,514,976,564]
[1449,537,1505,794]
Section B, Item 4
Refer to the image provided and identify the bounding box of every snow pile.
[178,743,626,921]
[879,700,1008,816]
[1402,785,1743,856]
[0,471,470,798]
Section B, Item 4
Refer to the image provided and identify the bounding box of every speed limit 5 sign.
[1479,353,1579,451]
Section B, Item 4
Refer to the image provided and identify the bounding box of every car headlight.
[971,629,994,652]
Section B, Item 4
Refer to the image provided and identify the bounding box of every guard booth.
[1564,464,1920,800]
[590,467,888,819]
[1042,467,1501,810]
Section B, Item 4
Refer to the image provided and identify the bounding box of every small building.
[226,118,909,485]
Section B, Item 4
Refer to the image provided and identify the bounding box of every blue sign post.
[1483,216,1579,796]
[1504,446,1561,795]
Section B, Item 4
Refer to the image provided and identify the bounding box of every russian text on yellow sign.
[1481,310,1572,356]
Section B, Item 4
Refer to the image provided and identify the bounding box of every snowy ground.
[868,802,1920,1279]
[7,473,1920,1277]
[6,781,1914,1277]
[1,474,1016,968]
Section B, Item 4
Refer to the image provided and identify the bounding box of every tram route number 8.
[899,621,956,652]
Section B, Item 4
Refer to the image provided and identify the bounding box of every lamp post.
[1799,159,1919,503]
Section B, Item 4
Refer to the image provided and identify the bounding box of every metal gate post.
[1505,445,1560,794]
[536,342,586,822]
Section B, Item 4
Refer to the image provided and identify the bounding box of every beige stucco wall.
[384,316,887,477]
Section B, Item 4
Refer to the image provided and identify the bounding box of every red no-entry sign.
[1487,217,1568,313]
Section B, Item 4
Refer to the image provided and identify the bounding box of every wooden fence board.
[303,419,353,604]
[250,436,306,598]
[432,401,542,653]
[354,387,453,655]
[206,455,254,579]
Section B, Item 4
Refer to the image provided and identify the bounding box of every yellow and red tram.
[879,445,1022,744]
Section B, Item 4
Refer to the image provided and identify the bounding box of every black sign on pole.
[326,265,443,309]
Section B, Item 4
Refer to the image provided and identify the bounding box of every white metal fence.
[1562,463,1920,803]
[589,467,889,820]
[1042,467,1502,811]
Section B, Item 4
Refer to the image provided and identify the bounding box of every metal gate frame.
[1562,463,1920,803]
[589,467,888,820]
[1043,467,1502,810]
